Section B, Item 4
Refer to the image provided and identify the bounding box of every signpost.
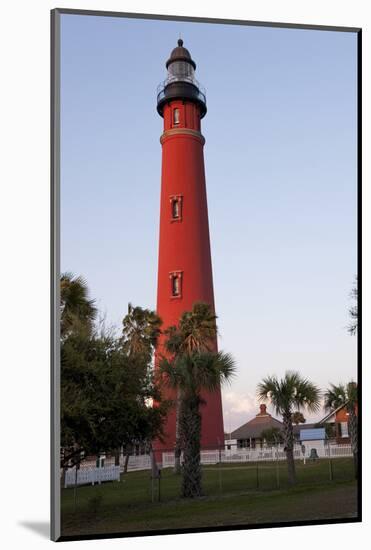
[301,444,306,465]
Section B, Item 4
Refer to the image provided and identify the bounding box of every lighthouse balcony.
[156,76,207,118]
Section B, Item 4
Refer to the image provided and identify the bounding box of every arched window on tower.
[172,275,180,296]
[172,199,179,218]
[170,195,182,221]
[173,108,180,125]
[170,271,182,298]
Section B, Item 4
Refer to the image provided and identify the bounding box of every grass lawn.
[61,458,358,537]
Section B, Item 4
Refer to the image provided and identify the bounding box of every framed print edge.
[51,7,61,543]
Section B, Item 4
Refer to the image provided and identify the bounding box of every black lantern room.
[157,39,207,118]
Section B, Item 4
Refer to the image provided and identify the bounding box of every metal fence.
[61,441,353,488]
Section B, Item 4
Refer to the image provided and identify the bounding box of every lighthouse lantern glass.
[168,60,194,80]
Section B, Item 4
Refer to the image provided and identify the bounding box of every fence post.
[218,446,222,494]
[327,441,333,481]
[275,445,280,489]
[150,448,156,503]
[256,462,259,489]
[74,464,78,513]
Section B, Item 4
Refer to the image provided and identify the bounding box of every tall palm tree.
[257,371,321,485]
[160,349,235,498]
[60,273,97,338]
[119,304,162,466]
[324,382,358,478]
[163,302,218,474]
[122,303,162,362]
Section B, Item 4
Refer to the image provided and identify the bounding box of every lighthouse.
[155,40,224,451]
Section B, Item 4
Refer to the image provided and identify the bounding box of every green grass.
[61,458,358,537]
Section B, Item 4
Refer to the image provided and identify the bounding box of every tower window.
[169,271,182,298]
[172,200,180,218]
[170,195,183,221]
[172,276,180,296]
[173,108,180,125]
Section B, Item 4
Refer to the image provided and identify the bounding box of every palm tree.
[119,303,162,466]
[60,273,97,338]
[164,302,217,355]
[257,371,321,485]
[160,349,235,498]
[122,303,162,362]
[163,302,218,474]
[324,382,358,478]
[348,276,358,336]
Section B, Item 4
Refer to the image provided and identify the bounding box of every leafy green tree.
[324,382,358,478]
[162,302,218,474]
[257,371,321,485]
[61,330,166,470]
[60,276,167,477]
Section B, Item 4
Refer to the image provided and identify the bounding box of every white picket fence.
[327,444,352,457]
[64,465,120,488]
[160,443,352,468]
[125,454,151,471]
[63,444,353,485]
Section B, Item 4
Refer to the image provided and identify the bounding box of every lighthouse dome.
[157,39,206,119]
[166,39,196,70]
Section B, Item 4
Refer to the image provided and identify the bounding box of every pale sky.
[60,14,357,431]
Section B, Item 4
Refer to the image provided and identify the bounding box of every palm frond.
[324,383,347,411]
[257,371,321,416]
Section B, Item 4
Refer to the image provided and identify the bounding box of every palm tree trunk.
[174,389,183,474]
[348,407,358,479]
[180,396,202,498]
[283,412,296,485]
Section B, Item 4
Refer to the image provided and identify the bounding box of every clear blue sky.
[60,14,357,430]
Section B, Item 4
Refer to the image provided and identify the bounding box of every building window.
[169,271,182,298]
[170,195,183,221]
[340,422,349,438]
[173,108,180,125]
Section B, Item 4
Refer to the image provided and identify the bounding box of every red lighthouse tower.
[155,40,224,452]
